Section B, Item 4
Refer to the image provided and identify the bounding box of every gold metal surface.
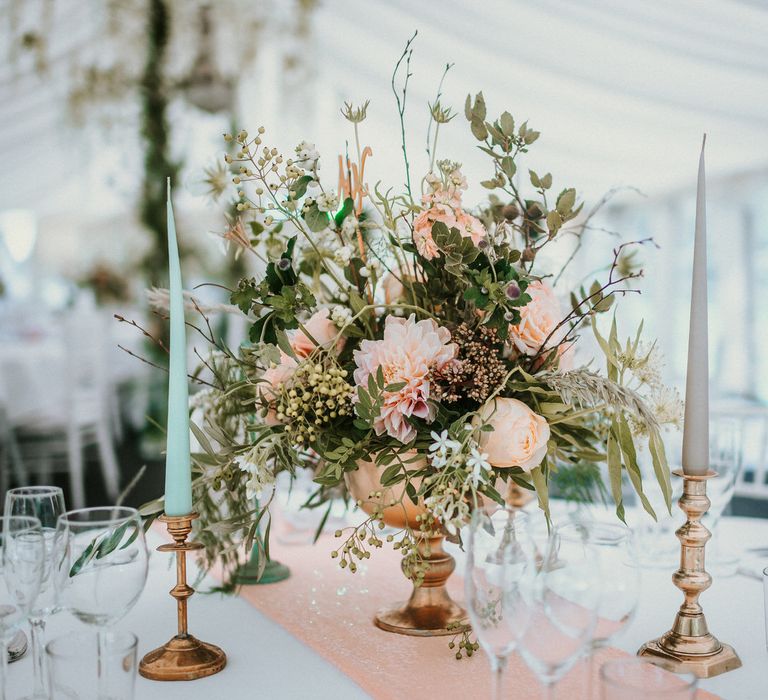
[139,513,227,681]
[638,470,741,678]
[505,481,534,509]
[346,458,468,636]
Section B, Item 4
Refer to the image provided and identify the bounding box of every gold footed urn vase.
[345,457,468,637]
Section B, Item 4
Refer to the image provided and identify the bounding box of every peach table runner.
[213,532,720,700]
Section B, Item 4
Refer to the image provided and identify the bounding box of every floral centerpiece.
[143,42,679,636]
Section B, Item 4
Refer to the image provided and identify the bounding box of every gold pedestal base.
[638,470,741,679]
[638,639,741,678]
[374,585,467,636]
[140,513,227,681]
[139,635,227,681]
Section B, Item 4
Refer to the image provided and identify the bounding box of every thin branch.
[425,62,453,169]
[553,185,645,286]
[392,31,417,201]
[116,344,218,389]
[114,314,168,353]
[530,239,654,361]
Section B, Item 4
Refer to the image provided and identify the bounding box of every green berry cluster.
[446,622,480,660]
[331,508,386,573]
[275,356,353,446]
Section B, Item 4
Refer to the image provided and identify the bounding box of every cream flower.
[353,315,457,443]
[475,397,550,472]
[508,280,562,356]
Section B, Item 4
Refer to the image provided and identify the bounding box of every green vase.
[232,497,290,585]
[232,535,290,585]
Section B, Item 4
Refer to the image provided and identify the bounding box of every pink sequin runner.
[215,531,720,700]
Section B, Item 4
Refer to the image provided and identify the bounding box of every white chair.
[714,404,768,500]
[12,298,121,508]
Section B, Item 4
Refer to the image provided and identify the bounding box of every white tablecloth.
[6,515,768,699]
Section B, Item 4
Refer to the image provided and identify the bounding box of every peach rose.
[474,397,550,472]
[508,281,562,356]
[290,308,345,358]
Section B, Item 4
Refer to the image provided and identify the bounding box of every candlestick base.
[139,513,227,682]
[638,639,741,678]
[139,635,226,681]
[637,470,741,678]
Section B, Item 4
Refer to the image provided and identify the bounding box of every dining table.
[5,508,768,699]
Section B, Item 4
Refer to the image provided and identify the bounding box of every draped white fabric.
[0,0,766,396]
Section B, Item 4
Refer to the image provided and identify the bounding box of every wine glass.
[465,507,533,700]
[1,515,45,700]
[706,417,743,575]
[5,485,66,699]
[575,522,639,697]
[516,521,602,700]
[53,507,148,697]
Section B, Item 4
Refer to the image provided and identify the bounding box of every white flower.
[295,141,320,169]
[235,449,275,501]
[316,190,339,213]
[651,385,685,429]
[333,245,355,266]
[330,305,353,328]
[341,216,359,237]
[429,430,461,459]
[466,446,491,488]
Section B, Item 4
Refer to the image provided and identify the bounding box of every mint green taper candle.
[164,179,193,516]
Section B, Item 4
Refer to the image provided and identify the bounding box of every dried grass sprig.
[541,368,660,432]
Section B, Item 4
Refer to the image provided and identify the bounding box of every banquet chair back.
[61,297,121,507]
[10,296,121,508]
[723,406,768,500]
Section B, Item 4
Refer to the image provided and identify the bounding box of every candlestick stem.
[139,513,226,681]
[638,470,741,677]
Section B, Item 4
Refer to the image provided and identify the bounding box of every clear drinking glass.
[706,417,743,575]
[5,485,66,699]
[517,521,602,700]
[600,658,696,699]
[53,507,148,698]
[1,515,45,700]
[465,507,532,700]
[47,631,138,700]
[569,522,639,696]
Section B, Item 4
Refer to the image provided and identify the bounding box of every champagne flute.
[1,516,45,700]
[53,507,148,698]
[573,522,639,697]
[517,521,602,700]
[5,485,66,700]
[465,507,532,700]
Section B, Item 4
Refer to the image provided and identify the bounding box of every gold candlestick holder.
[638,470,741,678]
[139,513,227,681]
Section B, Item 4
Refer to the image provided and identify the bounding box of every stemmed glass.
[465,507,533,700]
[516,521,602,700]
[1,516,46,700]
[4,485,66,700]
[576,522,639,697]
[52,507,148,698]
[707,417,743,575]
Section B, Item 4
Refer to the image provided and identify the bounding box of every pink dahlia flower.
[353,315,457,443]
